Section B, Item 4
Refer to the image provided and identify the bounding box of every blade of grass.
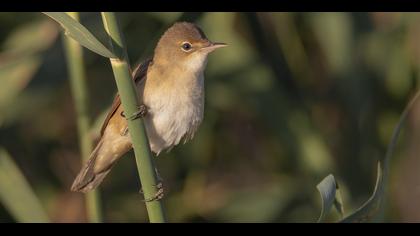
[43,12,116,58]
[62,12,103,223]
[340,162,383,222]
[341,90,420,222]
[317,174,344,222]
[100,12,166,223]
[0,148,50,222]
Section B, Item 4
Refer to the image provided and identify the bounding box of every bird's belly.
[144,95,204,155]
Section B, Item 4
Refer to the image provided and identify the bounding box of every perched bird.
[71,22,227,193]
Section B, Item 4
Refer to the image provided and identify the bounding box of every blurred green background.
[0,12,420,222]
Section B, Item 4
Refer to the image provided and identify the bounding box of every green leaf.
[341,90,420,222]
[42,12,116,58]
[340,162,383,223]
[334,183,345,219]
[317,174,343,222]
[0,148,50,222]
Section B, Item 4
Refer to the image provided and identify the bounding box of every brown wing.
[99,58,153,136]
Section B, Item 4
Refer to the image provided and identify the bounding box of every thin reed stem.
[100,12,166,223]
[63,12,102,223]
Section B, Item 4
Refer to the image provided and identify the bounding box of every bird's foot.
[120,104,148,121]
[140,182,164,202]
[140,168,164,202]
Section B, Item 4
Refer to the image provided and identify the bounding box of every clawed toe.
[141,181,164,202]
[120,104,148,120]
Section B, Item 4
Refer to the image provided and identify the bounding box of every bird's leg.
[154,167,163,184]
[119,104,147,135]
[120,104,148,121]
[140,168,165,202]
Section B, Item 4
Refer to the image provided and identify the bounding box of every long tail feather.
[71,139,111,193]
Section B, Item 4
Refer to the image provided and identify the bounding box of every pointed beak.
[201,42,228,52]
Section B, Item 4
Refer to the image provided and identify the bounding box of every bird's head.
[153,22,227,72]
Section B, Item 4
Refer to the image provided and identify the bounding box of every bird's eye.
[181,42,192,51]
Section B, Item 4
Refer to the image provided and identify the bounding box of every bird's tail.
[71,139,112,193]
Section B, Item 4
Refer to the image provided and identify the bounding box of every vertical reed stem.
[100,12,166,223]
[63,12,102,223]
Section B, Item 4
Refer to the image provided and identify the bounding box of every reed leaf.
[43,12,116,58]
[317,174,344,222]
[0,148,50,222]
[340,91,420,222]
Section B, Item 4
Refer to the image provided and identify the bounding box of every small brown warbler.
[71,22,227,193]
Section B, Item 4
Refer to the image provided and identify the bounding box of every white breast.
[143,72,205,155]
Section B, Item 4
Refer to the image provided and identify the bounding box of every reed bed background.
[1,12,420,222]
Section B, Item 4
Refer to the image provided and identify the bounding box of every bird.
[71,22,227,193]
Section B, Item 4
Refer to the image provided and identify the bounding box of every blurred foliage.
[0,12,420,222]
[0,148,49,222]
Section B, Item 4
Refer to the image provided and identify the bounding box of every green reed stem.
[63,12,102,223]
[100,12,166,223]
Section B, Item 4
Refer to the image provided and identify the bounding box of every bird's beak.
[201,42,228,53]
